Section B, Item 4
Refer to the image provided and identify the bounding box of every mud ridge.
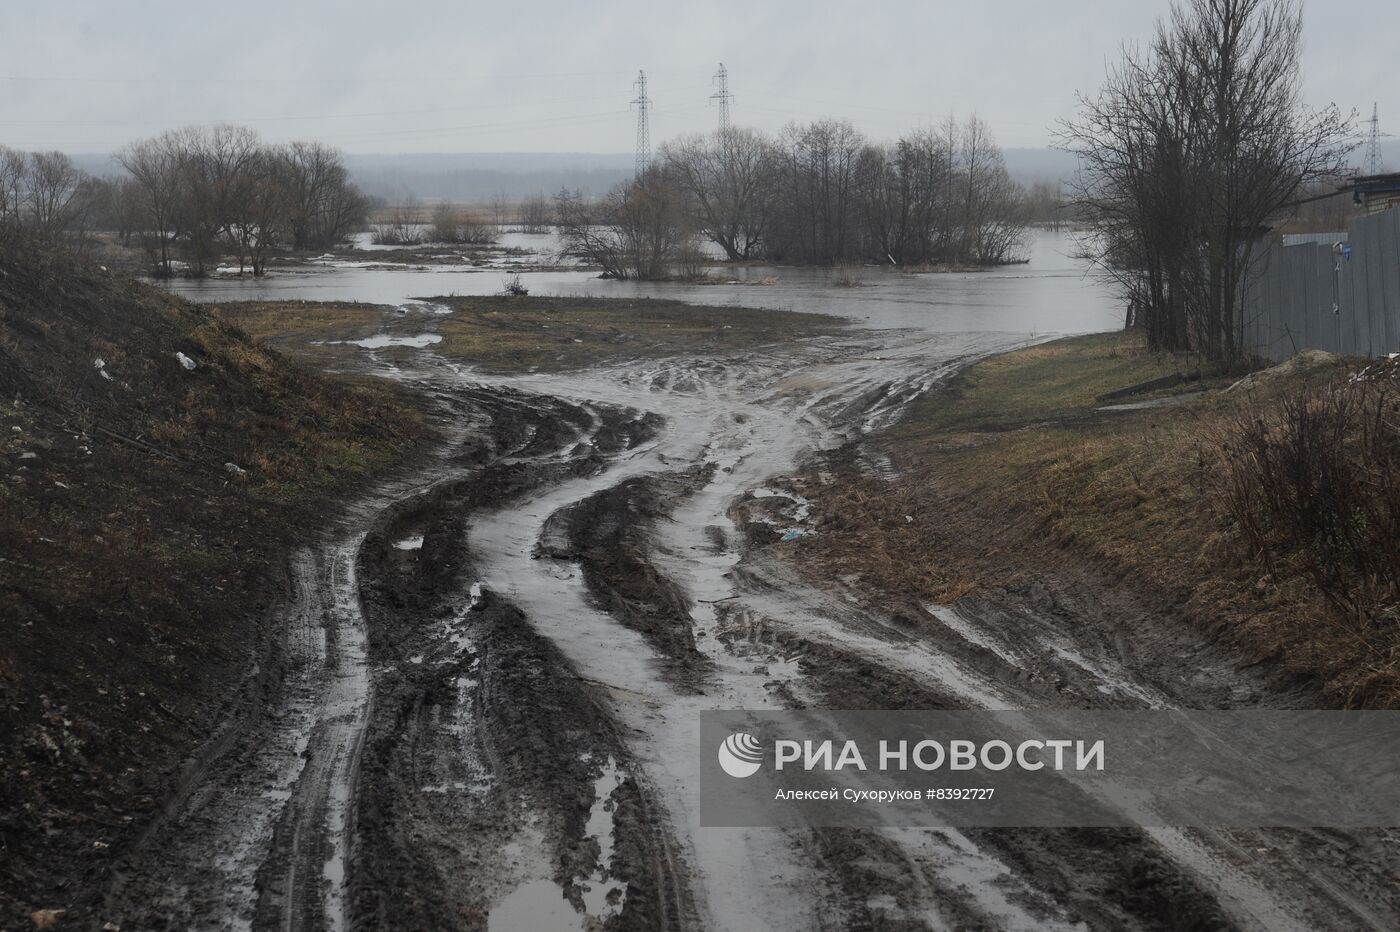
[541,470,716,690]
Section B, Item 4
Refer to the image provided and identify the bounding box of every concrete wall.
[1242,207,1400,361]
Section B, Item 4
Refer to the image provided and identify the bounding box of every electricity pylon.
[631,71,652,175]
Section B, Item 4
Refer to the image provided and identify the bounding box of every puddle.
[578,758,628,917]
[489,879,579,932]
[315,333,443,349]
[487,758,628,932]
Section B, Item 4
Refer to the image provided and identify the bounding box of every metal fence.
[1241,207,1400,361]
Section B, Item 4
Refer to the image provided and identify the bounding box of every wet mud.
[104,324,1400,931]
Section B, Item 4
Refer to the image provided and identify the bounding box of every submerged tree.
[117,127,368,276]
[662,127,778,260]
[555,169,693,280]
[659,116,1024,267]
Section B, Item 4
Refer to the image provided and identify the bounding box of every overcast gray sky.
[1,0,1390,155]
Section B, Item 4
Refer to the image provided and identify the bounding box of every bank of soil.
[786,328,1389,709]
[217,294,844,373]
[0,235,433,926]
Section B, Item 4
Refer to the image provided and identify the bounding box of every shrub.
[831,263,864,287]
[1216,368,1400,628]
[428,203,496,245]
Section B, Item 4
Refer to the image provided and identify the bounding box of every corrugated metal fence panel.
[1385,210,1400,356]
[1365,214,1388,356]
[1242,207,1400,361]
[1346,240,1366,355]
[1283,232,1348,247]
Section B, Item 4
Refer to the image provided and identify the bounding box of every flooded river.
[161,230,1121,337]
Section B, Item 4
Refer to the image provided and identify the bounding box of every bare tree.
[957,117,1024,264]
[766,120,867,264]
[488,191,511,229]
[281,140,367,250]
[204,124,264,273]
[118,133,183,275]
[24,151,89,240]
[555,171,693,280]
[662,127,778,260]
[0,146,26,227]
[1061,0,1352,358]
[519,194,552,234]
[226,147,287,275]
[118,127,365,275]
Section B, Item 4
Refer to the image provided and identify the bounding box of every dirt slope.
[0,233,431,925]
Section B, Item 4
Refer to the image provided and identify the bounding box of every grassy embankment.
[0,235,432,923]
[217,294,843,373]
[804,329,1398,707]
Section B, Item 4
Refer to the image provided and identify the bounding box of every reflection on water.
[161,230,1120,337]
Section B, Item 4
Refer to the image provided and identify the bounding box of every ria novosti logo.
[718,732,764,778]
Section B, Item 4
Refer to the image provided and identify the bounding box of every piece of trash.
[223,462,247,478]
[19,452,37,460]
[780,529,807,542]
[572,338,583,343]
[29,909,66,930]
[53,480,69,489]
[175,352,197,370]
[904,515,914,523]
[93,358,105,369]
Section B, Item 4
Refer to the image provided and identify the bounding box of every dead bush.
[1215,376,1400,629]
[831,263,864,287]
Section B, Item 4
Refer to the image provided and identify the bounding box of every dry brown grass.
[800,329,1397,706]
[220,294,844,375]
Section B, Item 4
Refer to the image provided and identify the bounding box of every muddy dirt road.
[105,320,1400,931]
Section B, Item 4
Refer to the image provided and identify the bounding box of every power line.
[0,68,656,87]
[0,92,646,128]
[711,63,733,132]
[631,70,652,174]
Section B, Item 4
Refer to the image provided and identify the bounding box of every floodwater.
[161,230,1121,337]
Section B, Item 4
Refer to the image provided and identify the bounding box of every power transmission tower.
[1364,102,1383,176]
[711,62,733,132]
[631,71,652,175]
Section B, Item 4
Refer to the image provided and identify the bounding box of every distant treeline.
[556,116,1029,279]
[1,126,368,276]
